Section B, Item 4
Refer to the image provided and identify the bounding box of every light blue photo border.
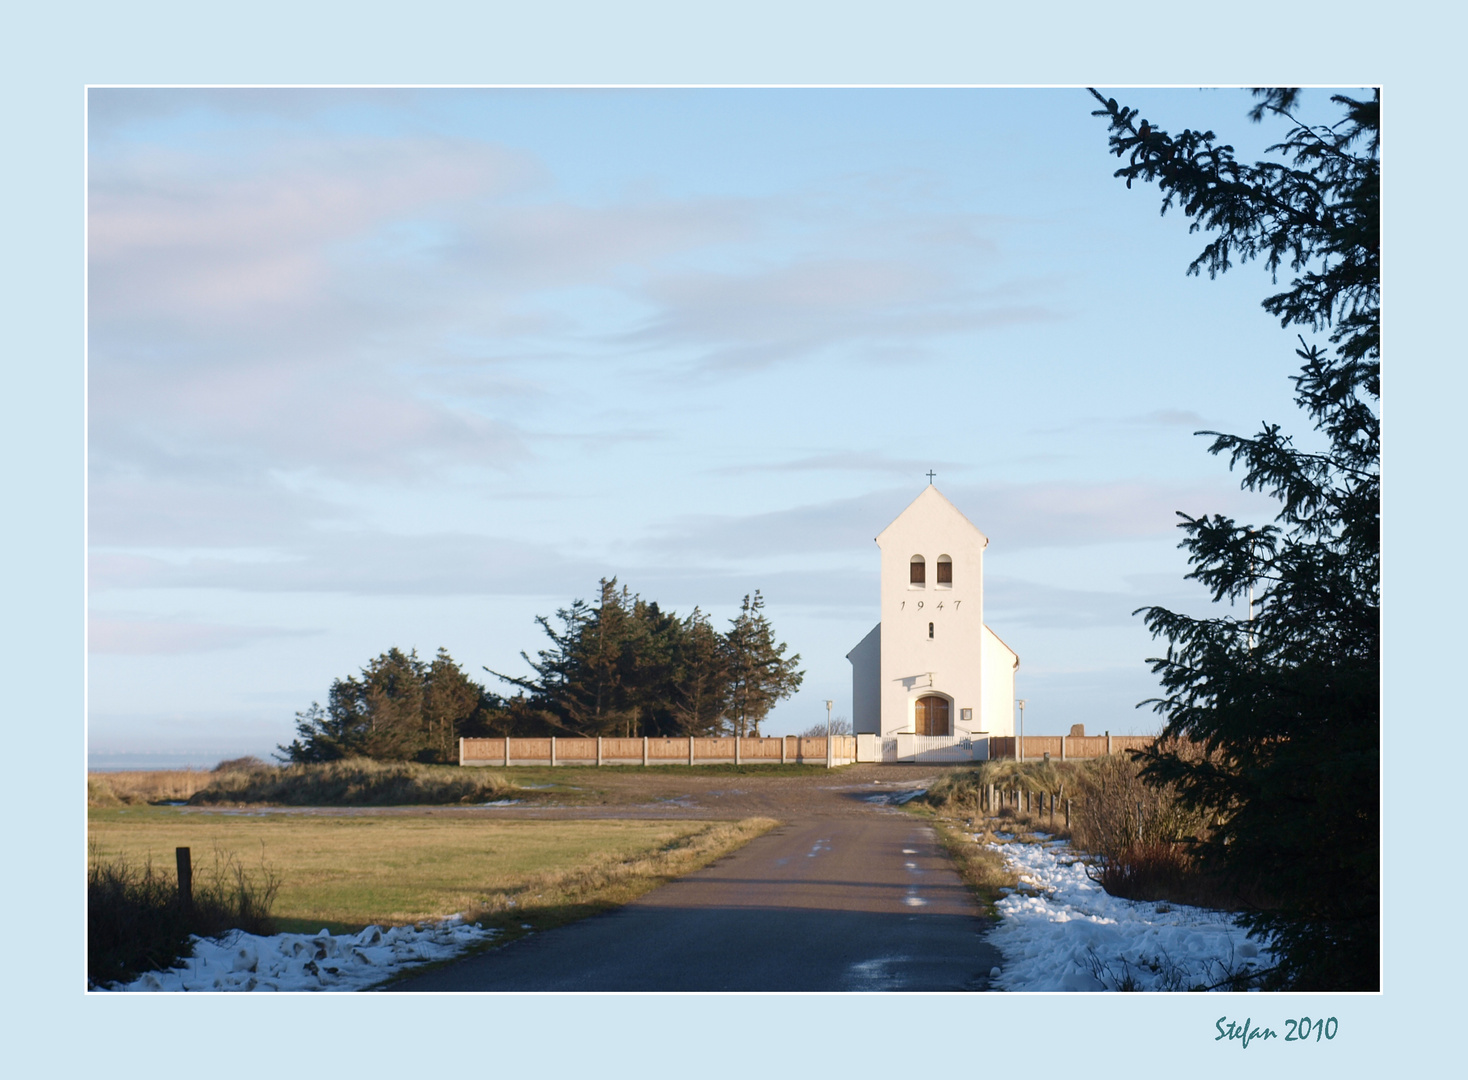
[7,1,1445,1073]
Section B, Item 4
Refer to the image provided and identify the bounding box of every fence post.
[459,737,465,766]
[781,736,787,765]
[1065,799,1071,829]
[1106,731,1112,756]
[689,736,694,766]
[176,846,192,911]
[550,736,556,767]
[597,736,603,766]
[642,736,649,767]
[735,736,742,766]
[505,736,511,767]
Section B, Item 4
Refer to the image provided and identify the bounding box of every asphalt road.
[392,807,1001,992]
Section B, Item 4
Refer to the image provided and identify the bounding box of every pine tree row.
[279,578,803,764]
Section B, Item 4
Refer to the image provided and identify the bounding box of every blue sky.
[87,86,1346,765]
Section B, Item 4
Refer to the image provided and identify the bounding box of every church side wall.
[848,623,882,735]
[982,624,1017,737]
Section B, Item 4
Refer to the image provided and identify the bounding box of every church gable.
[874,485,988,549]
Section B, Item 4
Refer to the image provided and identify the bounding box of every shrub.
[212,755,268,773]
[1068,752,1211,863]
[189,757,517,806]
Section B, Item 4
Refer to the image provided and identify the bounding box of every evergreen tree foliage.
[666,608,732,736]
[487,580,802,738]
[487,579,662,737]
[1089,88,1379,989]
[278,647,494,764]
[724,591,805,737]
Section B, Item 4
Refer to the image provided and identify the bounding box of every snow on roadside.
[102,918,498,992]
[985,837,1271,992]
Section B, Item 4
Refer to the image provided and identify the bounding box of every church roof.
[874,485,989,547]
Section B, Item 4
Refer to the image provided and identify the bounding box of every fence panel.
[601,737,643,761]
[643,737,682,760]
[556,739,596,761]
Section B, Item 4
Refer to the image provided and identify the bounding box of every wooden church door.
[915,695,950,736]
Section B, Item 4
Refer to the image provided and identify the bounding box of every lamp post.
[825,699,834,769]
[1016,699,1027,762]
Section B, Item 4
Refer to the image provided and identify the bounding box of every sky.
[85,86,1342,767]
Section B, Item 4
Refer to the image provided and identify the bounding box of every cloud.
[643,480,1275,560]
[89,532,607,596]
[710,452,970,478]
[623,259,1059,373]
[1131,409,1206,427]
[88,615,321,655]
[984,572,1217,630]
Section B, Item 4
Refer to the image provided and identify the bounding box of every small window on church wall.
[910,556,925,585]
[936,555,952,585]
[928,621,934,639]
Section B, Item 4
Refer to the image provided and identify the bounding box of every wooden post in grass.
[688,736,694,766]
[735,736,742,766]
[505,736,511,767]
[596,736,603,766]
[781,736,787,765]
[1065,799,1071,829]
[176,846,192,911]
[642,736,649,767]
[550,736,556,768]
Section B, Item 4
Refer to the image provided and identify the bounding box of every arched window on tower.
[910,555,925,586]
[936,555,952,587]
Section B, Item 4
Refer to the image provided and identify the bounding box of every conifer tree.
[666,607,732,736]
[724,591,804,737]
[1089,87,1379,989]
[278,647,490,764]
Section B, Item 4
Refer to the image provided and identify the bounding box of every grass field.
[88,807,775,937]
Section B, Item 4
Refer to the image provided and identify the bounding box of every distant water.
[88,750,268,772]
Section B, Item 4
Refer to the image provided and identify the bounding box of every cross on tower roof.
[926,470,936,485]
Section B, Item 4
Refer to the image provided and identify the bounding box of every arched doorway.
[915,695,950,736]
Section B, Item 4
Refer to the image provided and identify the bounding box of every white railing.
[893,734,989,763]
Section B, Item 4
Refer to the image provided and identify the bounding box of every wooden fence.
[987,734,1155,761]
[459,734,857,768]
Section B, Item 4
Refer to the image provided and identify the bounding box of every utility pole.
[825,699,834,769]
[1016,699,1027,762]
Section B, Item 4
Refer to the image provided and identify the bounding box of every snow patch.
[102,918,497,992]
[985,839,1272,992]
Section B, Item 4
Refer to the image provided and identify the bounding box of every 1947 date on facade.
[1216,1016,1339,1049]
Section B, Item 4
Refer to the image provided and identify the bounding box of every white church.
[847,484,1018,749]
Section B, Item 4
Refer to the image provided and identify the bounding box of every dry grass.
[457,816,777,937]
[89,806,775,935]
[88,770,216,807]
